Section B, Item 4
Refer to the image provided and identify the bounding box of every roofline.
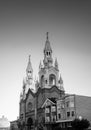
[41,98,55,108]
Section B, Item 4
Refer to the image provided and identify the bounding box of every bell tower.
[38,33,62,89]
[43,32,53,68]
[21,55,33,99]
[26,55,33,85]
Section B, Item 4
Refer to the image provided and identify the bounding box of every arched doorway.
[27,118,33,130]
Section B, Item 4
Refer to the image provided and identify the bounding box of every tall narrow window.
[66,101,69,108]
[67,112,70,117]
[49,74,56,86]
[72,111,74,117]
[58,113,61,119]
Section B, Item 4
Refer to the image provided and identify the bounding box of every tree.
[71,118,90,130]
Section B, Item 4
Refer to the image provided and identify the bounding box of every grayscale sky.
[0,0,91,121]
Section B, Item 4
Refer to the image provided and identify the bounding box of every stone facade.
[10,33,91,130]
[16,33,65,130]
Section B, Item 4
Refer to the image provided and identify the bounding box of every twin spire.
[26,55,33,79]
[20,33,63,100]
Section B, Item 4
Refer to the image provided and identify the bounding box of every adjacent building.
[0,116,10,130]
[56,94,91,128]
[10,33,91,130]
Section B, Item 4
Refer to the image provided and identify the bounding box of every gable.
[25,88,35,101]
[41,98,55,108]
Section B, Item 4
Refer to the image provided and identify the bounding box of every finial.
[39,60,42,69]
[29,55,31,62]
[26,54,33,76]
[46,32,49,40]
[59,74,63,84]
[55,58,58,69]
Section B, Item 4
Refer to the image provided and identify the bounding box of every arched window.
[47,52,48,56]
[41,75,44,87]
[49,74,56,86]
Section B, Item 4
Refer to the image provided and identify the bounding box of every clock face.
[28,102,32,111]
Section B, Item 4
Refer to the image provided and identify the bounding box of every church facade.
[10,33,91,130]
[18,33,65,130]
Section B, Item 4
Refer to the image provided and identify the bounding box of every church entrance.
[27,118,33,130]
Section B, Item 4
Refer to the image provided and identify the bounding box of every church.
[10,33,91,130]
[18,32,64,130]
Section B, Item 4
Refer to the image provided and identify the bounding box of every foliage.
[71,118,90,130]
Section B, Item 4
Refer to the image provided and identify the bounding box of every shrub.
[71,118,90,130]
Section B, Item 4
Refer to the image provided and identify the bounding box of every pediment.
[41,98,55,108]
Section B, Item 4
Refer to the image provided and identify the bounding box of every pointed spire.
[44,32,52,53]
[46,32,49,41]
[58,74,64,91]
[39,60,42,70]
[26,55,33,73]
[55,58,58,70]
[29,55,31,62]
[59,74,63,84]
[43,32,53,67]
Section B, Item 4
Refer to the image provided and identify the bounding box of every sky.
[0,0,91,121]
